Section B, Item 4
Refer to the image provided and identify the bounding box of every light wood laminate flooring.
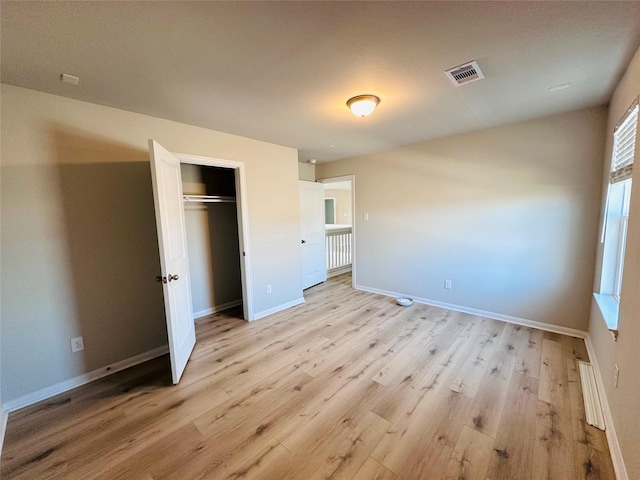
[2,274,615,479]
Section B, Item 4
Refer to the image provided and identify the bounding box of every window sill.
[593,293,619,340]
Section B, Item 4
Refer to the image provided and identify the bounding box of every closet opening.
[180,163,246,322]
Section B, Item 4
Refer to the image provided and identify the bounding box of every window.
[595,101,637,332]
[610,178,632,301]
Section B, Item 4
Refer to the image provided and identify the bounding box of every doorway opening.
[150,141,253,384]
[181,164,243,322]
[177,153,253,322]
[319,176,355,287]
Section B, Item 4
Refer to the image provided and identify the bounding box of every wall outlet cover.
[71,336,84,353]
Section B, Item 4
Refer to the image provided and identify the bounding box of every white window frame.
[612,179,631,303]
[612,179,632,301]
[595,101,637,333]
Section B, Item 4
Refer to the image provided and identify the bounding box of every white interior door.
[149,140,196,384]
[300,181,327,289]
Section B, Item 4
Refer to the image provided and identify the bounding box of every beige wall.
[588,45,640,479]
[0,84,302,402]
[298,162,315,181]
[324,189,352,225]
[184,203,242,316]
[317,107,606,331]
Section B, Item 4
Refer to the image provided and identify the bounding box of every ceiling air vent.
[444,61,484,87]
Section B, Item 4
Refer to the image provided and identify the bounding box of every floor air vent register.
[578,361,606,431]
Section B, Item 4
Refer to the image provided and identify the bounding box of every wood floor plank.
[156,433,288,480]
[443,424,494,480]
[573,442,617,480]
[497,323,544,379]
[372,308,457,386]
[449,320,505,398]
[275,378,384,455]
[561,334,590,363]
[1,274,616,480]
[539,338,571,410]
[532,401,575,480]
[372,388,472,477]
[1,357,169,461]
[485,373,539,480]
[390,390,472,479]
[351,457,398,480]
[192,368,317,446]
[307,411,390,480]
[438,315,486,370]
[92,423,206,480]
[461,350,516,438]
[370,363,458,425]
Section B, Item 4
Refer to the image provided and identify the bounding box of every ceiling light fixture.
[347,95,380,117]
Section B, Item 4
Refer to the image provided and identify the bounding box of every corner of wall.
[584,333,629,480]
[585,43,640,480]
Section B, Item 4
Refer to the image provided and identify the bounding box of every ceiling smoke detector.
[444,61,484,87]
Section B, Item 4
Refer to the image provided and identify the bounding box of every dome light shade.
[347,95,380,117]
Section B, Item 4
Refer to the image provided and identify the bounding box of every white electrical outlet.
[614,364,620,388]
[266,284,272,294]
[71,336,84,353]
[363,212,369,220]
[444,279,453,290]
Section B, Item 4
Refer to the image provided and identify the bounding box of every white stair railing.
[326,226,352,274]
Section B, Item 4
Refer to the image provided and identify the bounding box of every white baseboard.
[2,345,169,414]
[584,335,628,480]
[252,297,305,321]
[0,408,8,459]
[355,284,588,339]
[193,299,243,320]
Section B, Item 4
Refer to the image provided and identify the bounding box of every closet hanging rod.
[182,195,236,203]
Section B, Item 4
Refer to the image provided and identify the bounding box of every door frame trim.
[318,175,356,288]
[176,153,254,321]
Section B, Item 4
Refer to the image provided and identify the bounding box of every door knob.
[301,239,306,244]
[168,274,179,282]
[155,275,167,284]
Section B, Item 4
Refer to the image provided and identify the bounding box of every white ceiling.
[2,1,640,163]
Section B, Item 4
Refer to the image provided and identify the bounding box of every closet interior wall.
[181,164,243,319]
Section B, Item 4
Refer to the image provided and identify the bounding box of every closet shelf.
[182,195,236,203]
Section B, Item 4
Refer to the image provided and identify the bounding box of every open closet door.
[149,139,196,384]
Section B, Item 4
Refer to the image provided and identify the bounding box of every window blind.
[610,102,638,184]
